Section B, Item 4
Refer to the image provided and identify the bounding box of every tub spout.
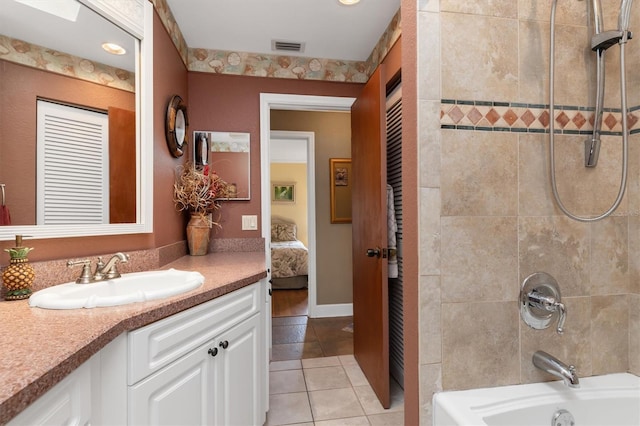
[533,350,580,388]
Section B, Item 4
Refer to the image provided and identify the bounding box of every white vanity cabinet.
[8,280,267,426]
[7,354,94,426]
[127,281,266,426]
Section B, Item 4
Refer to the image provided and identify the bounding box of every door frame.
[259,94,355,318]
[269,129,315,314]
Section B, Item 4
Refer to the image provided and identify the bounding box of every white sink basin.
[29,268,205,309]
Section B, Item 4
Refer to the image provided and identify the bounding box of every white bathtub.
[433,373,640,426]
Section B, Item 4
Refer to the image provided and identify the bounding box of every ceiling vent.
[271,40,305,53]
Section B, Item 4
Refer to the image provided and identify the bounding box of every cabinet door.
[129,341,217,426]
[8,360,92,426]
[216,313,262,426]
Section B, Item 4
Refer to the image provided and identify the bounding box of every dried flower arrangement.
[173,162,228,227]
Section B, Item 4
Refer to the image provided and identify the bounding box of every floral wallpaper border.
[152,0,401,83]
[1,1,399,88]
[0,34,135,92]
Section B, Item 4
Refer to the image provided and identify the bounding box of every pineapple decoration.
[2,235,35,301]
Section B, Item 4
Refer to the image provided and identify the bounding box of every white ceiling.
[1,0,400,73]
[165,0,401,62]
[1,0,136,71]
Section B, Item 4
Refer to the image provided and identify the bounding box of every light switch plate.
[242,215,258,230]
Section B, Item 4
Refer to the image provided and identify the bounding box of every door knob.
[366,248,381,258]
[208,347,218,357]
[219,340,229,349]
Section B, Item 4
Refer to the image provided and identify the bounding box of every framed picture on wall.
[272,182,295,203]
[330,158,352,223]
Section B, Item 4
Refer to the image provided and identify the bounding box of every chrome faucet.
[532,350,580,388]
[67,252,130,284]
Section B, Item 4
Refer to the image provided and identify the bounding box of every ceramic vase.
[2,250,34,300]
[186,213,210,255]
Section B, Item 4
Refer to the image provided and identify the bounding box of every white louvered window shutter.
[37,100,109,225]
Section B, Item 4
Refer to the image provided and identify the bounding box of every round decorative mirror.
[165,95,189,157]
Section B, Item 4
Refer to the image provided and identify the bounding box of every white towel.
[387,184,398,279]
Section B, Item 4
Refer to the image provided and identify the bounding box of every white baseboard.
[309,303,353,318]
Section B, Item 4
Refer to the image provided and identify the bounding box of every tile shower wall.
[418,1,640,424]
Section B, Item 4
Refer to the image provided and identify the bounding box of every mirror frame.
[166,95,188,158]
[0,0,153,241]
[204,131,251,201]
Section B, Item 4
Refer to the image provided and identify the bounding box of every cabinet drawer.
[128,282,260,385]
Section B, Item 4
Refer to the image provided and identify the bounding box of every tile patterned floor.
[271,315,355,361]
[266,355,405,426]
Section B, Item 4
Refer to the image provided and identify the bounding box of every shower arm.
[549,0,629,222]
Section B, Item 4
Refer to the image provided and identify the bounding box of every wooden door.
[108,107,136,223]
[351,65,389,408]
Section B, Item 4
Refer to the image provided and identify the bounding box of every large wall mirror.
[0,0,153,240]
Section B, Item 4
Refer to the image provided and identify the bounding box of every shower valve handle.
[527,290,566,335]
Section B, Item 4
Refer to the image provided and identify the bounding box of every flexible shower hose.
[549,0,629,222]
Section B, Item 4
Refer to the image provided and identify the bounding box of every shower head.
[591,0,634,51]
[619,0,634,32]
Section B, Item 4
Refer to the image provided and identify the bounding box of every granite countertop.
[0,252,267,424]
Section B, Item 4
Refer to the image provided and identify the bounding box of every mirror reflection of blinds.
[37,100,109,225]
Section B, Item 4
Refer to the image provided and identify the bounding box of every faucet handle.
[555,301,566,334]
[93,257,105,281]
[67,259,93,284]
[520,272,567,335]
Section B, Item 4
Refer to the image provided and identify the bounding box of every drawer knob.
[219,340,229,349]
[208,347,218,357]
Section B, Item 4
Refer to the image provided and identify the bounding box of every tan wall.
[271,163,308,247]
[271,110,353,306]
[417,2,640,423]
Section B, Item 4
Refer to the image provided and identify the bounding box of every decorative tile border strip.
[441,99,640,135]
[0,35,135,92]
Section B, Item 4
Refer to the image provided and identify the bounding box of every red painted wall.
[187,72,363,239]
[0,60,135,225]
[0,10,363,260]
[152,12,190,249]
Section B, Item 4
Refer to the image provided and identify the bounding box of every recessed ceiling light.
[102,42,126,55]
[338,0,361,5]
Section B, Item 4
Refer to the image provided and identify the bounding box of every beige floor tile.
[279,423,314,426]
[266,392,313,426]
[270,359,302,371]
[270,369,307,394]
[304,365,351,391]
[308,387,366,421]
[367,411,404,426]
[343,363,369,387]
[315,416,371,425]
[353,384,404,415]
[302,356,341,369]
[338,354,358,366]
